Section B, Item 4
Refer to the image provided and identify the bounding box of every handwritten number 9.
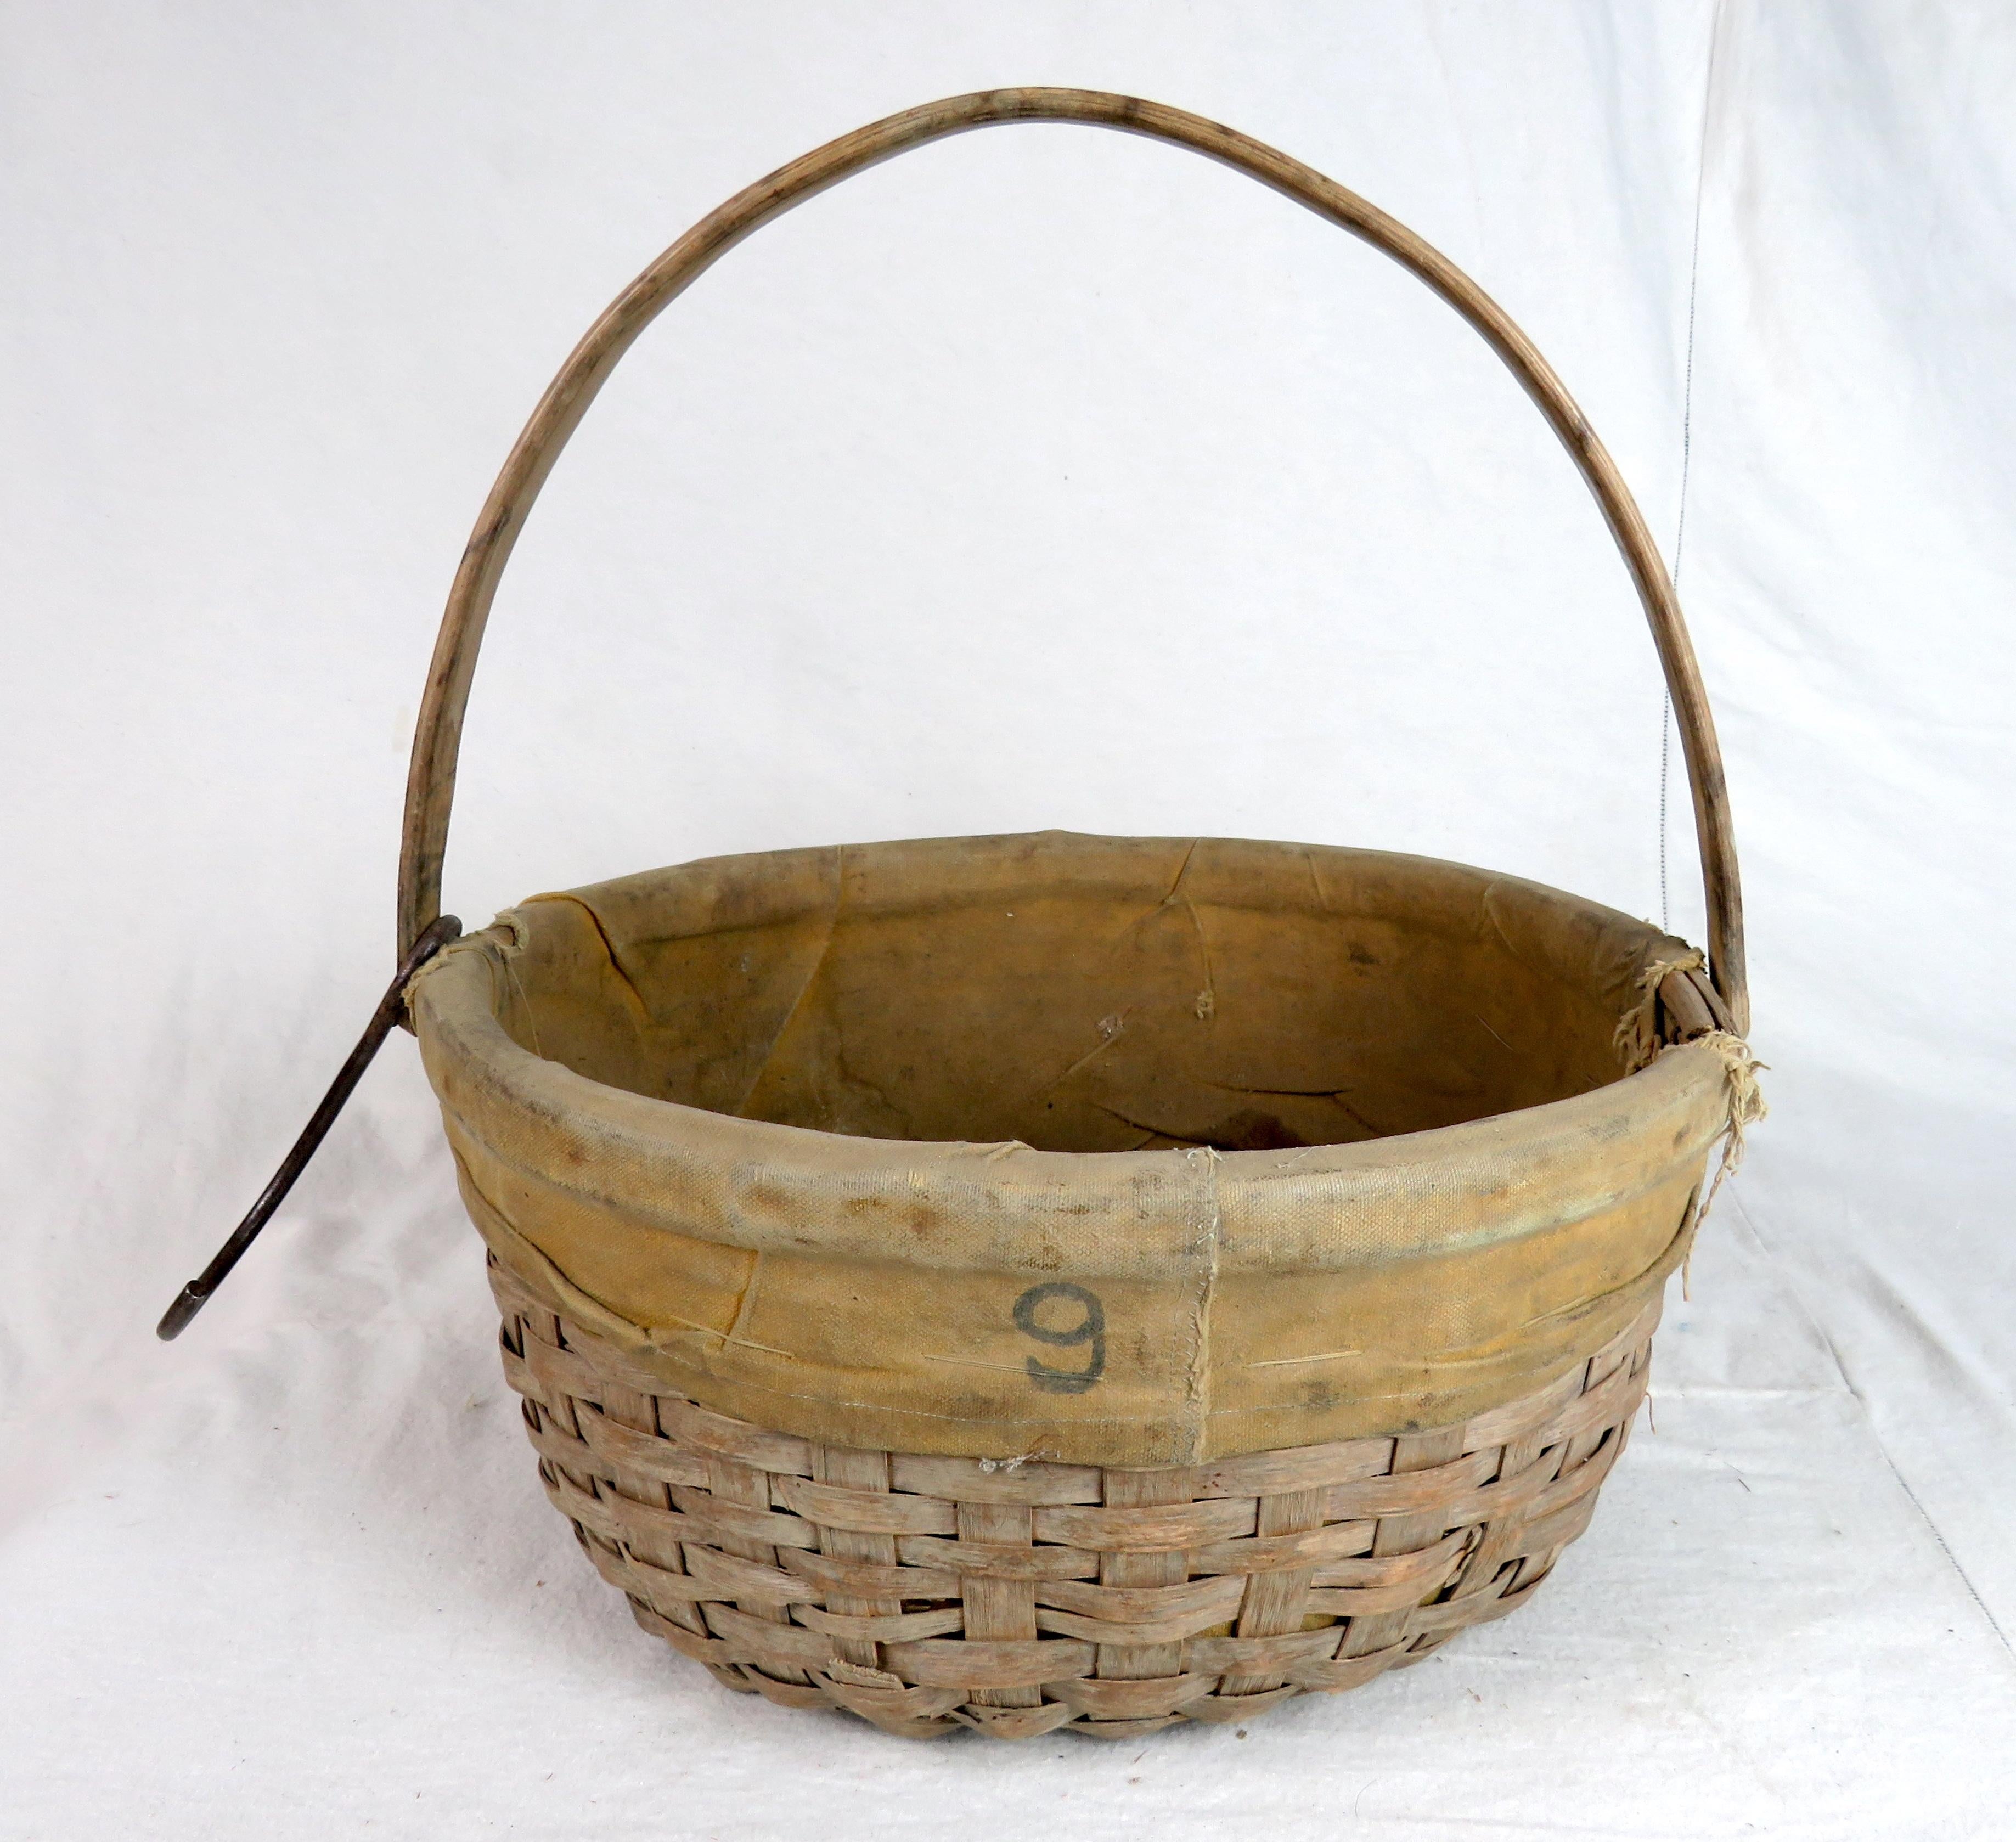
[1013,1282,1106,1394]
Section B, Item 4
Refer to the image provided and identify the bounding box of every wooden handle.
[398,87,1748,1032]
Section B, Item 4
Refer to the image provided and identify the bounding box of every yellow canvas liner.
[410,831,1730,1468]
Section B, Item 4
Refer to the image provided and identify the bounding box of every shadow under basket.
[379,93,1760,1738]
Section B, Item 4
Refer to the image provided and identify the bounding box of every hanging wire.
[1664,0,1725,935]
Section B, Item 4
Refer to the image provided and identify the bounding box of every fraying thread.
[1614,949,1707,1073]
[1681,1028,1770,1295]
[977,1452,1043,1473]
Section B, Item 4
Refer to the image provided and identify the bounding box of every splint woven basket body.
[396,92,1755,1738]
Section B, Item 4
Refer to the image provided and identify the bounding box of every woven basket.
[495,1257,1657,1739]
[396,91,1756,1739]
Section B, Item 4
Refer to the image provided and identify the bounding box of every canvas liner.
[414,831,1738,1467]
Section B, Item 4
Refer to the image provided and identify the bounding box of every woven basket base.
[492,1258,1654,1739]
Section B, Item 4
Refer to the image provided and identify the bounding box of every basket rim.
[410,831,1732,1278]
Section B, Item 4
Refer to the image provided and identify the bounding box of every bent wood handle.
[398,87,1748,1032]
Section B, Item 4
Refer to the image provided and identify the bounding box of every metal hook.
[156,914,463,1341]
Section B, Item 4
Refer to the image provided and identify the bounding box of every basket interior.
[487,832,1666,1154]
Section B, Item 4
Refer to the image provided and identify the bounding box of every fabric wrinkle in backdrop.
[2,4,2013,1837]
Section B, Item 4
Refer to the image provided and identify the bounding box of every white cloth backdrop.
[3,3,2012,1835]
